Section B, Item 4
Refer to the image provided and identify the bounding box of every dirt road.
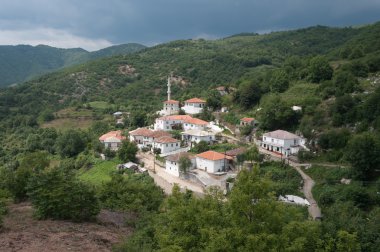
[137,152,205,196]
[0,203,131,252]
[259,148,322,220]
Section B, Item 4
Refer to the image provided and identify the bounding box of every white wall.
[182,134,215,144]
[154,119,183,131]
[183,123,206,131]
[262,136,301,156]
[196,157,226,173]
[166,160,180,177]
[154,141,181,154]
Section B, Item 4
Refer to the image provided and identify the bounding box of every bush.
[27,168,100,222]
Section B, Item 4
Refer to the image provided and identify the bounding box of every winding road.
[259,148,322,220]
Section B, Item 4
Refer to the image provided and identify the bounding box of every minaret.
[167,74,171,101]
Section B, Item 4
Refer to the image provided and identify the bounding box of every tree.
[206,90,222,111]
[336,231,361,252]
[333,71,358,95]
[56,129,86,158]
[27,168,100,221]
[259,95,299,130]
[118,140,138,163]
[233,81,262,109]
[345,133,380,180]
[244,146,264,164]
[308,56,333,83]
[191,140,210,153]
[270,70,289,93]
[179,156,192,175]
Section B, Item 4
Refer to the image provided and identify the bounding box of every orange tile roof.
[155,136,179,144]
[129,128,153,137]
[99,130,126,141]
[184,117,208,125]
[148,130,172,138]
[196,150,233,161]
[185,97,206,103]
[164,99,179,104]
[241,117,255,123]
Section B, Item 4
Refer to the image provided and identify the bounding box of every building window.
[271,139,274,143]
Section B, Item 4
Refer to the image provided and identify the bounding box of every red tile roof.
[196,150,232,161]
[148,130,172,138]
[185,97,206,103]
[129,128,153,137]
[164,99,179,104]
[241,117,255,123]
[183,117,208,125]
[264,130,300,140]
[155,136,179,144]
[99,130,126,141]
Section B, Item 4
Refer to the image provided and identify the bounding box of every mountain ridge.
[0,43,146,87]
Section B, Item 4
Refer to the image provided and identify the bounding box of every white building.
[152,136,181,155]
[165,152,196,177]
[183,117,209,131]
[181,98,206,115]
[154,115,192,131]
[160,100,180,116]
[143,130,172,147]
[128,128,153,147]
[261,130,305,156]
[195,150,232,174]
[181,129,215,144]
[99,130,126,151]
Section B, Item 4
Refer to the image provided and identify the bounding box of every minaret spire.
[167,73,172,101]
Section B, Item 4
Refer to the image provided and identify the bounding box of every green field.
[79,159,120,186]
[88,101,111,110]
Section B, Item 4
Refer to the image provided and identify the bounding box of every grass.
[41,118,94,130]
[78,159,120,187]
[88,101,111,110]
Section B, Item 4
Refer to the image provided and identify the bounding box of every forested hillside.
[0,43,146,87]
[0,21,380,251]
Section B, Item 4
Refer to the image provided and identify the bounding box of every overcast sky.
[0,0,379,51]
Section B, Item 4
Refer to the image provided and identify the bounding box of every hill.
[0,43,146,87]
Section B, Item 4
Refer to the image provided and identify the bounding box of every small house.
[181,98,206,115]
[160,99,180,116]
[154,115,192,131]
[128,128,153,147]
[196,150,233,174]
[99,130,126,151]
[183,117,209,131]
[261,130,305,156]
[152,136,181,155]
[240,117,256,126]
[165,152,195,177]
[181,129,215,144]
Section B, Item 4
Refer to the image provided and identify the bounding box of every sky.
[0,0,379,51]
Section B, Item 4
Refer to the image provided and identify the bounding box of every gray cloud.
[0,0,379,50]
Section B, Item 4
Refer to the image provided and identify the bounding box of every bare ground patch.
[0,203,132,252]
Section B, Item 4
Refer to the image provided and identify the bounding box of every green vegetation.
[0,43,146,87]
[78,159,119,186]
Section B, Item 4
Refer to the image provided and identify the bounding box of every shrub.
[27,168,100,222]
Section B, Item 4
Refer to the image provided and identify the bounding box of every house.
[152,136,181,155]
[165,152,195,177]
[154,115,192,131]
[240,117,256,126]
[181,129,215,144]
[196,150,233,174]
[143,130,172,147]
[99,130,126,151]
[128,128,153,146]
[215,86,228,96]
[181,98,206,114]
[261,130,305,156]
[159,100,180,116]
[183,117,209,131]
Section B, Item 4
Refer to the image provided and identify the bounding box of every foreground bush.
[27,168,100,222]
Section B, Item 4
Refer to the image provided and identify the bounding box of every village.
[98,75,319,217]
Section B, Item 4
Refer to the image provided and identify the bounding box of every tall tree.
[308,56,333,83]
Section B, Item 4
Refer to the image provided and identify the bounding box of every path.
[137,152,205,196]
[259,148,322,220]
